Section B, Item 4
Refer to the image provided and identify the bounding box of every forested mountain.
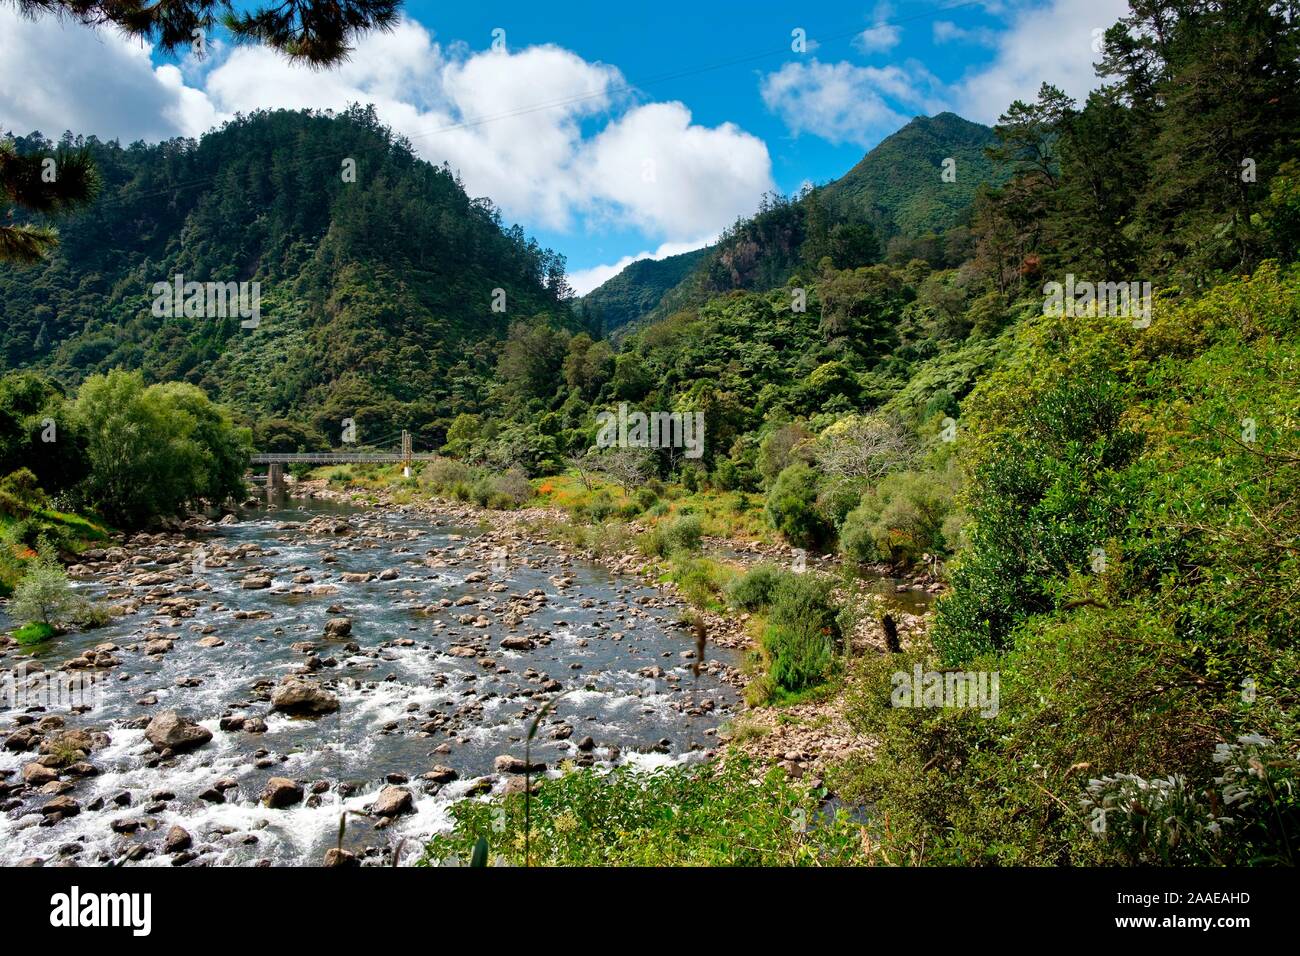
[0,107,578,447]
[819,111,1000,239]
[584,112,1000,333]
[579,247,708,335]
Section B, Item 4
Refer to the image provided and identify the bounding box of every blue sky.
[0,0,1128,290]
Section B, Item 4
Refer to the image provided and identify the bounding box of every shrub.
[644,513,703,556]
[764,463,830,548]
[421,457,472,494]
[419,758,864,867]
[660,513,703,553]
[930,326,1143,663]
[726,563,786,611]
[758,574,840,699]
[11,557,80,631]
[669,556,731,610]
[840,470,957,566]
[493,468,534,507]
[0,468,47,515]
[14,621,55,645]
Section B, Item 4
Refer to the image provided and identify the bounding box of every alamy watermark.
[891,664,1000,717]
[595,403,705,459]
[1043,275,1152,328]
[151,273,261,328]
[3,664,107,711]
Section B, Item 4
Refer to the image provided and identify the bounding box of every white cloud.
[579,102,771,238]
[760,59,943,148]
[932,21,998,46]
[949,0,1130,122]
[0,8,216,140]
[855,24,901,53]
[854,2,902,53]
[0,13,772,245]
[568,237,709,296]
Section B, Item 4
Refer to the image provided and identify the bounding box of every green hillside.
[820,111,1002,238]
[0,107,578,446]
[579,246,708,334]
[587,112,1001,334]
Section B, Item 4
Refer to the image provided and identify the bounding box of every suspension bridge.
[249,430,437,488]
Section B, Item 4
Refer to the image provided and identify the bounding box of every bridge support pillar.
[268,462,284,491]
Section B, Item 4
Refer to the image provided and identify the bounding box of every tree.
[0,139,98,263]
[5,0,400,65]
[495,320,569,410]
[592,447,653,493]
[812,415,912,484]
[987,83,1075,189]
[0,372,88,494]
[764,462,829,548]
[12,556,79,630]
[73,370,250,527]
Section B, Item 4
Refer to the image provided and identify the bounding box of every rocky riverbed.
[0,493,747,866]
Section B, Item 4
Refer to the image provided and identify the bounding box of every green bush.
[758,573,840,700]
[0,468,48,515]
[726,563,786,611]
[840,470,957,566]
[930,320,1143,663]
[14,621,56,645]
[419,758,864,867]
[668,556,731,610]
[644,513,703,556]
[11,556,81,631]
[764,463,830,548]
[421,457,472,494]
[660,513,702,553]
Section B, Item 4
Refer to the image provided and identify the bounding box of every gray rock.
[270,678,339,716]
[144,712,213,753]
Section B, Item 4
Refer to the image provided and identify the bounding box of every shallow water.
[0,497,741,866]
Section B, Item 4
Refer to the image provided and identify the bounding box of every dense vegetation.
[0,368,249,601]
[420,758,864,866]
[584,112,1001,334]
[0,107,580,448]
[578,246,709,335]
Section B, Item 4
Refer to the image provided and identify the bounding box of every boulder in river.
[262,777,304,809]
[270,677,339,716]
[371,785,413,817]
[22,763,58,785]
[322,617,352,639]
[144,711,213,753]
[163,825,192,853]
[241,574,273,589]
[493,754,545,774]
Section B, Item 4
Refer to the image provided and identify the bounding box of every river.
[0,496,744,866]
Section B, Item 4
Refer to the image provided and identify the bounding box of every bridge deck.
[249,453,439,464]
